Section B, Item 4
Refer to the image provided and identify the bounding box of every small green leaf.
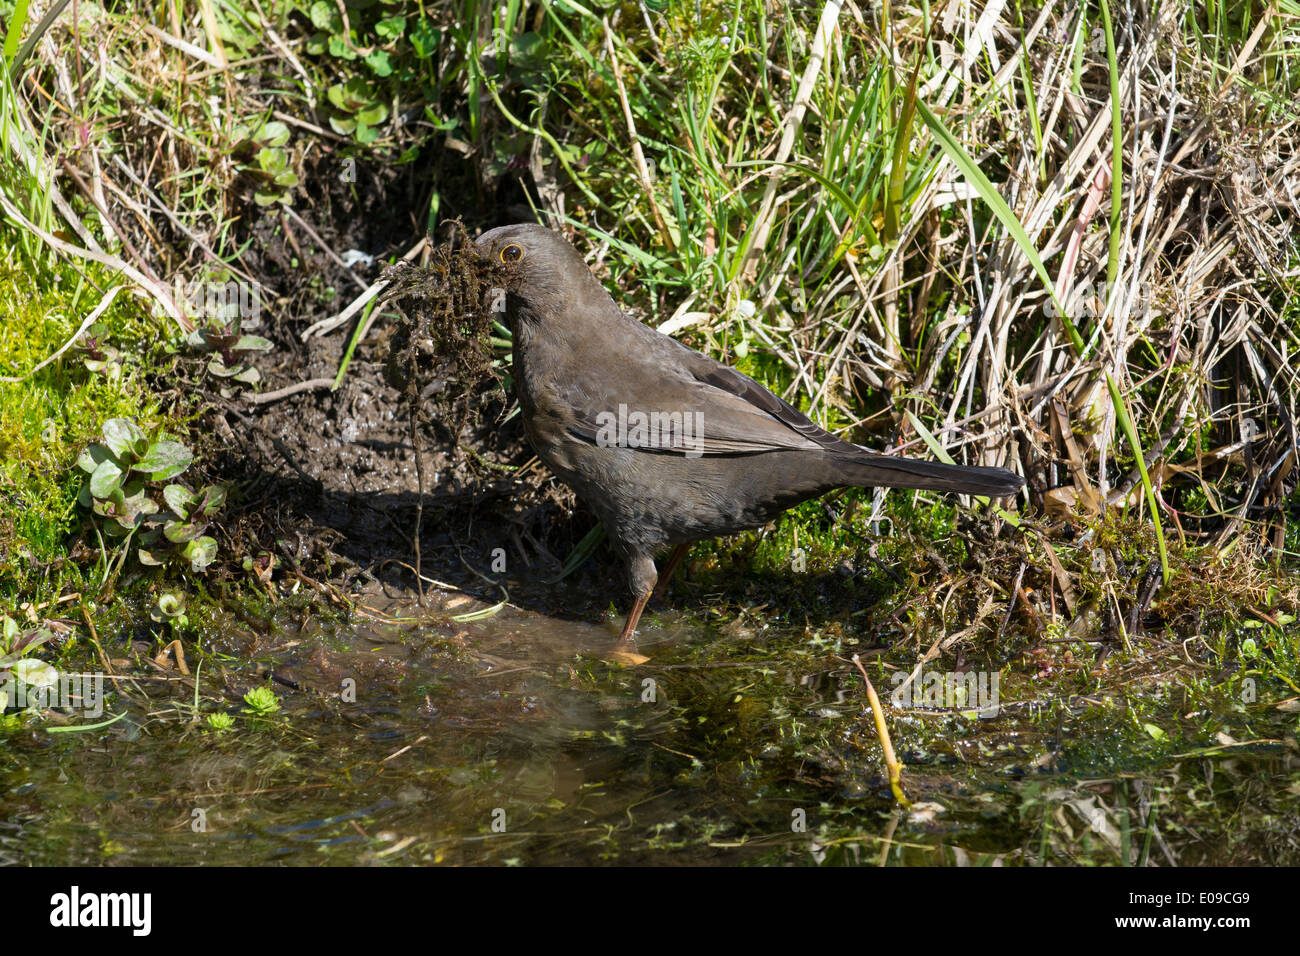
[256,121,290,147]
[309,1,340,31]
[375,15,405,39]
[329,114,357,135]
[258,147,289,174]
[356,102,388,126]
[329,77,372,111]
[328,34,356,59]
[102,418,146,460]
[183,536,218,572]
[163,484,197,517]
[411,23,440,58]
[12,658,59,690]
[92,488,124,518]
[89,457,126,498]
[194,484,228,517]
[151,592,188,623]
[1142,722,1168,742]
[76,444,112,474]
[134,441,192,480]
[114,490,157,530]
[164,519,205,544]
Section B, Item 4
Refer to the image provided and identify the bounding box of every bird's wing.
[553,322,854,457]
[675,343,856,454]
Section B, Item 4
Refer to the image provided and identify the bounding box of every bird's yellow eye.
[500,244,524,263]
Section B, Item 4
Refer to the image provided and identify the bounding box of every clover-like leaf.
[102,418,147,461]
[137,547,166,566]
[309,0,340,31]
[327,34,356,60]
[257,146,289,175]
[356,102,388,126]
[134,441,192,480]
[254,120,290,148]
[328,114,357,136]
[365,49,393,77]
[89,457,126,498]
[375,15,405,39]
[327,79,368,112]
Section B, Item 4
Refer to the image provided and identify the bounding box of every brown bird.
[477,223,1023,662]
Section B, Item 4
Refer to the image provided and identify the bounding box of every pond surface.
[3,588,1297,866]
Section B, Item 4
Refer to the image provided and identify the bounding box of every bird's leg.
[609,587,653,665]
[609,552,657,665]
[617,588,652,645]
[651,543,690,604]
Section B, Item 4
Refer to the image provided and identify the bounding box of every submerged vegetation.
[0,0,1296,864]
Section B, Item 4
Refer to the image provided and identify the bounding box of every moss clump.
[0,241,179,602]
[379,221,519,424]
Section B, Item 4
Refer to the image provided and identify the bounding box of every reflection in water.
[2,592,1297,865]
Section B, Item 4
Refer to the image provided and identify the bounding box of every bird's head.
[475,223,614,334]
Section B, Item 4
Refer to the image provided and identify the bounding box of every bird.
[476,223,1024,662]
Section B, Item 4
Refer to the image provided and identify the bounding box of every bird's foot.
[606,586,653,664]
[607,644,650,666]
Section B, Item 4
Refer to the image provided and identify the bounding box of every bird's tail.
[832,451,1024,497]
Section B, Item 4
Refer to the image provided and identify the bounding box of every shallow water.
[3,591,1297,866]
